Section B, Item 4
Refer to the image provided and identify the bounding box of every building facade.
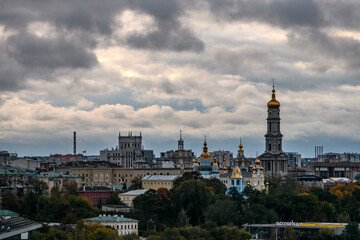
[86,215,139,236]
[100,132,150,168]
[259,85,287,176]
[119,189,147,207]
[142,175,179,190]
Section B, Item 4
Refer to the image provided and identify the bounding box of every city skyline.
[1,0,360,158]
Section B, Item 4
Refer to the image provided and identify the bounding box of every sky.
[0,0,360,158]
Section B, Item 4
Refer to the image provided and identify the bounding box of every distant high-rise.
[259,84,287,176]
[315,146,323,161]
[100,131,150,168]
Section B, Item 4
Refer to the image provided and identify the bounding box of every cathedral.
[193,139,266,193]
[192,84,285,193]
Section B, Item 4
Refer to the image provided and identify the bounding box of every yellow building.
[142,175,179,190]
[69,167,190,187]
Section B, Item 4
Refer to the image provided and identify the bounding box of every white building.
[118,189,148,207]
[86,215,139,236]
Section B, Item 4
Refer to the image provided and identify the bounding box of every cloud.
[7,31,98,69]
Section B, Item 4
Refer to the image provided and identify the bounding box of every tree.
[176,209,189,227]
[205,198,239,226]
[129,177,142,190]
[341,222,360,240]
[63,181,79,195]
[1,191,21,213]
[173,172,202,187]
[105,192,123,205]
[202,177,227,195]
[132,190,159,231]
[171,180,213,225]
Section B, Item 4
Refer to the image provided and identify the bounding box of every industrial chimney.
[73,131,76,156]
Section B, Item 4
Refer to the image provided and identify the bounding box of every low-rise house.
[118,189,147,207]
[86,215,138,236]
[142,175,179,190]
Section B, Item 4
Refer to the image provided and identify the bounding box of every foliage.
[171,180,213,225]
[129,177,142,190]
[147,226,251,240]
[33,223,122,240]
[105,192,123,205]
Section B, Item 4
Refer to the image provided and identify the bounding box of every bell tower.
[259,81,287,176]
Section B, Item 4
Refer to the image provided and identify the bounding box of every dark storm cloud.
[288,29,360,70]
[0,0,205,92]
[125,0,204,52]
[0,50,25,91]
[6,32,98,69]
[206,0,323,29]
[0,0,203,52]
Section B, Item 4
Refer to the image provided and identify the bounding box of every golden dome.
[255,158,260,164]
[252,166,257,170]
[212,157,218,167]
[200,139,211,159]
[193,157,199,167]
[223,157,227,170]
[267,85,280,108]
[260,166,264,170]
[231,166,242,179]
[266,181,269,185]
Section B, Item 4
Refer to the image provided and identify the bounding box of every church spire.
[267,80,280,108]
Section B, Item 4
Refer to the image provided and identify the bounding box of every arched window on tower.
[268,144,271,151]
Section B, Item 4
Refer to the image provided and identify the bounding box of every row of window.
[143,181,171,186]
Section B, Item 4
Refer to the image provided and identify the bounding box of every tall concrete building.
[100,132,150,168]
[259,84,287,176]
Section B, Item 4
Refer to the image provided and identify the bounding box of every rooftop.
[0,210,19,217]
[119,189,148,196]
[0,216,42,239]
[142,175,179,181]
[87,215,138,223]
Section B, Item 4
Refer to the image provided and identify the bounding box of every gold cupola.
[267,84,280,108]
[200,138,211,159]
[223,156,227,170]
[231,158,242,179]
[193,157,199,167]
[255,158,260,164]
[212,157,218,167]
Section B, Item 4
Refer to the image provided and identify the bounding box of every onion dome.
[266,182,269,185]
[255,158,260,164]
[267,84,280,108]
[212,157,218,167]
[200,139,211,159]
[223,157,227,170]
[193,157,199,167]
[260,166,264,171]
[239,138,243,151]
[252,166,257,171]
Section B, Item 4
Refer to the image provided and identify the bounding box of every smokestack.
[73,131,76,156]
